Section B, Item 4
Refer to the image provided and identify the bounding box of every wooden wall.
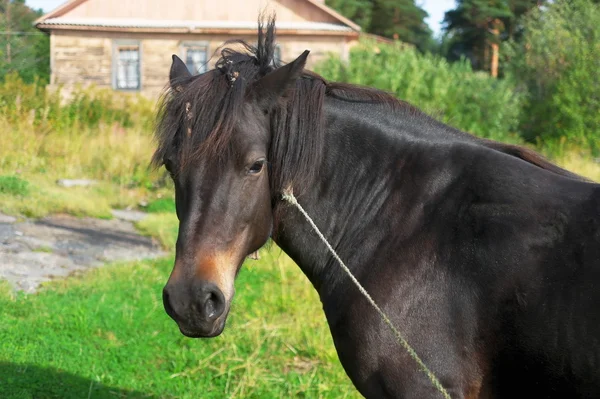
[50,30,356,98]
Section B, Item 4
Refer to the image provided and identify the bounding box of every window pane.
[117,47,140,90]
[274,45,282,64]
[185,46,207,75]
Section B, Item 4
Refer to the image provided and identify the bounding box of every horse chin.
[178,309,229,338]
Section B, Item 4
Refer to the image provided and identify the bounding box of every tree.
[325,0,373,30]
[326,0,435,53]
[369,0,434,52]
[443,0,545,76]
[504,0,600,152]
[0,0,49,83]
[443,0,513,76]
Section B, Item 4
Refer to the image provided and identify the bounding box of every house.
[35,0,361,98]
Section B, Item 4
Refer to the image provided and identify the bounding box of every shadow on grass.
[0,362,156,399]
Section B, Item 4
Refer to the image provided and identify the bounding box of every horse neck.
[271,97,451,300]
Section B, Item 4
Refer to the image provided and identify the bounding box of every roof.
[35,0,361,33]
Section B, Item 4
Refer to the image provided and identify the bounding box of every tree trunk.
[490,41,498,78]
[5,0,11,64]
[490,19,501,78]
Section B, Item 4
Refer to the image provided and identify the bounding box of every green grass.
[0,175,29,196]
[145,198,176,214]
[0,249,359,399]
[135,213,180,251]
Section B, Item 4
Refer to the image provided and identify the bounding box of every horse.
[153,18,600,398]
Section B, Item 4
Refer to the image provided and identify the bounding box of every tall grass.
[0,73,155,131]
[0,74,169,218]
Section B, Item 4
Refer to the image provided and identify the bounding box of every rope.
[281,189,452,399]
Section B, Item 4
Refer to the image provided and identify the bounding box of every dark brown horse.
[154,18,600,398]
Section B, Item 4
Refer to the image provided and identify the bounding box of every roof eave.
[34,0,88,25]
[304,0,361,31]
[35,24,360,37]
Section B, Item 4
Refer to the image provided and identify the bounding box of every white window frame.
[274,44,282,65]
[180,42,209,75]
[112,40,141,91]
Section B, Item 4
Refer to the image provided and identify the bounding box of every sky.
[26,0,454,36]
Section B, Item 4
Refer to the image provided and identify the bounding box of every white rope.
[281,189,451,399]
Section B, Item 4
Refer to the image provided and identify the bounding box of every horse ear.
[250,50,310,110]
[170,54,192,91]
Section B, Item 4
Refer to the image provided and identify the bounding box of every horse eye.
[248,159,265,175]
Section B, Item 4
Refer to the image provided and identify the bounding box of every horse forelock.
[152,16,279,171]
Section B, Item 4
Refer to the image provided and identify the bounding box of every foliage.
[316,40,524,142]
[0,0,50,83]
[368,0,434,52]
[325,0,373,29]
[0,252,360,398]
[0,72,155,131]
[0,175,29,196]
[443,0,542,73]
[326,0,434,52]
[503,0,600,153]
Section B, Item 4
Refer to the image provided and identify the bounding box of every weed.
[0,175,29,196]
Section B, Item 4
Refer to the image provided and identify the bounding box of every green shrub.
[316,41,524,143]
[0,175,29,196]
[503,0,600,154]
[0,73,156,133]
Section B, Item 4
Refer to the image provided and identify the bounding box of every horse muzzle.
[162,280,231,338]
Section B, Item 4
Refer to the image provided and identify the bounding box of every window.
[113,41,140,90]
[183,44,208,75]
[251,42,282,65]
[274,45,282,65]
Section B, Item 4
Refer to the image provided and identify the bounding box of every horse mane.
[152,15,586,194]
[152,16,329,197]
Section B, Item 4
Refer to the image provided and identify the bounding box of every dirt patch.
[0,212,166,293]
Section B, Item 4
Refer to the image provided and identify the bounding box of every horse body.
[273,96,600,397]
[155,18,600,398]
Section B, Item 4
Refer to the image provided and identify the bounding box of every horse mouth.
[178,309,229,338]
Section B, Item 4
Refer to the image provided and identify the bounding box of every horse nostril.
[162,287,177,320]
[200,285,225,322]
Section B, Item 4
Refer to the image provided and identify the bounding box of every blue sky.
[26,0,454,36]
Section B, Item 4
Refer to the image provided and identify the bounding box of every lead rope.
[281,189,452,399]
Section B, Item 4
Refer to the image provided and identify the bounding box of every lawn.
[0,249,360,399]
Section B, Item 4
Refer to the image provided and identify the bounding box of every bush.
[315,41,524,143]
[503,0,600,154]
[0,73,156,133]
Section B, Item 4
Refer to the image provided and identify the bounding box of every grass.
[0,249,359,399]
[0,116,170,219]
[145,198,176,214]
[0,175,29,196]
[136,213,180,251]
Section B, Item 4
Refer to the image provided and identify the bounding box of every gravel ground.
[0,212,166,293]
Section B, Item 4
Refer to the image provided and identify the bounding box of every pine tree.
[368,0,433,52]
[443,0,512,76]
[325,0,373,30]
[443,0,545,76]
